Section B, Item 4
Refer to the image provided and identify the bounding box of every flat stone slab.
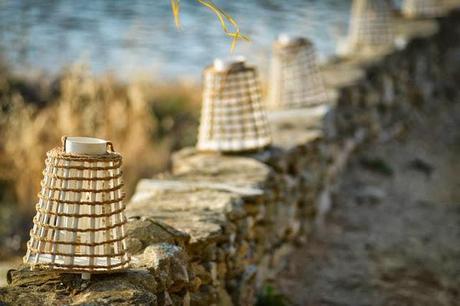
[394,18,438,40]
[128,180,246,220]
[172,149,272,189]
[133,179,264,199]
[272,128,323,151]
[127,184,246,245]
[267,104,329,129]
[267,105,328,149]
[321,60,366,89]
[1,267,158,305]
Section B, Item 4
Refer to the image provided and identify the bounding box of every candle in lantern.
[197,57,272,152]
[268,35,329,110]
[24,136,130,279]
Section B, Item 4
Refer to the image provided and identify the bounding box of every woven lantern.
[197,57,272,152]
[402,0,443,18]
[343,0,395,54]
[24,137,130,279]
[268,35,329,110]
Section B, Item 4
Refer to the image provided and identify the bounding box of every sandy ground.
[276,102,460,306]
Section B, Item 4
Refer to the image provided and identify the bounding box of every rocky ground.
[275,102,460,306]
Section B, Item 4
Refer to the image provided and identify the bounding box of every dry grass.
[0,63,200,219]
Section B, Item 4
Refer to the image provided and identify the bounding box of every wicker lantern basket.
[23,137,130,278]
[402,0,443,18]
[197,57,272,153]
[268,35,328,110]
[342,0,395,54]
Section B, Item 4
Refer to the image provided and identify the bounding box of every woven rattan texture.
[347,0,394,50]
[197,64,272,152]
[268,39,329,110]
[23,148,130,273]
[402,0,443,17]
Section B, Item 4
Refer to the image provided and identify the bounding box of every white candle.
[214,56,246,72]
[278,33,294,46]
[65,137,108,155]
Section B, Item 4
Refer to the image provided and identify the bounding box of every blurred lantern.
[402,0,443,18]
[342,0,395,54]
[197,57,272,152]
[24,137,130,279]
[268,35,329,110]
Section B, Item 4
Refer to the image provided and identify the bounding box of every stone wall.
[2,5,460,306]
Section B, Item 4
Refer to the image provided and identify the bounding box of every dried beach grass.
[0,63,200,216]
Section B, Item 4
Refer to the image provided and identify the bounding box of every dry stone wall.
[1,5,460,306]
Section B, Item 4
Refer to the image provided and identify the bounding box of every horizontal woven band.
[35,203,126,218]
[25,259,130,273]
[47,147,122,162]
[28,231,128,247]
[26,244,129,258]
[33,216,127,232]
[45,159,122,171]
[40,181,124,193]
[197,137,272,152]
[38,193,126,205]
[42,170,123,181]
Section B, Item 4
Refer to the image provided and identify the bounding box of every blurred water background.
[0,0,361,80]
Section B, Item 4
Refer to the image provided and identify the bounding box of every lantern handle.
[61,136,68,150]
[106,141,115,152]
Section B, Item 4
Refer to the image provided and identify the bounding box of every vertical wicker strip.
[268,36,329,110]
[345,0,395,53]
[23,141,130,273]
[402,0,443,18]
[197,59,272,152]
